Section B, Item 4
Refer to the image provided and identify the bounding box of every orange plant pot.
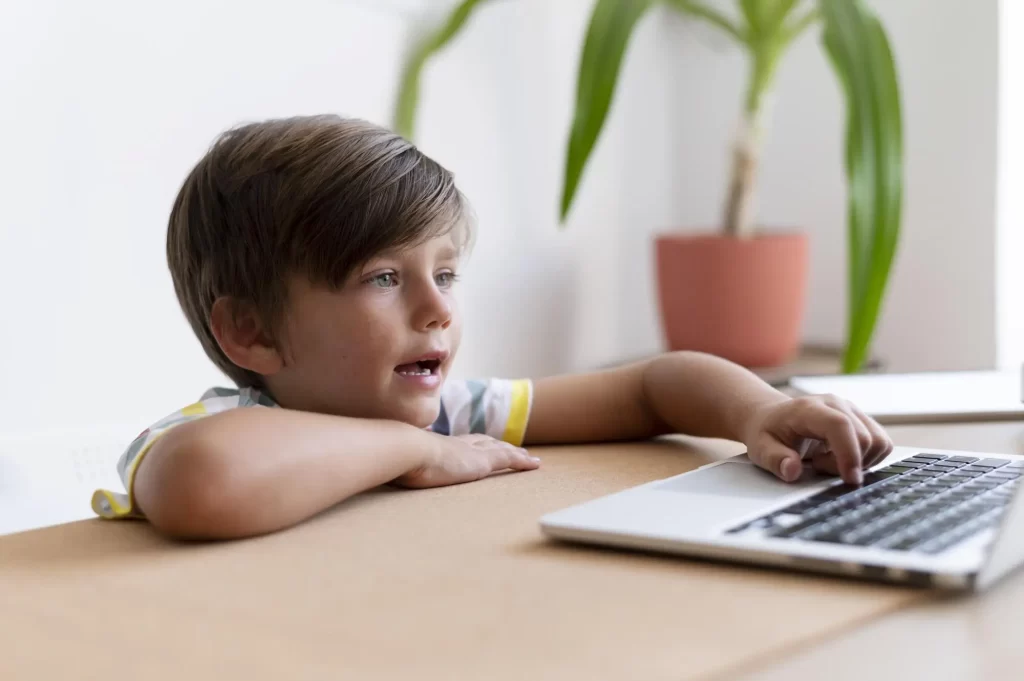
[654,232,809,368]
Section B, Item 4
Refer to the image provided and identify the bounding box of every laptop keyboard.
[727,453,1023,554]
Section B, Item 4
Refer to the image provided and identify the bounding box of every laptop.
[540,445,1024,590]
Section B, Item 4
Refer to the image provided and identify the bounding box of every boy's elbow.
[134,424,254,540]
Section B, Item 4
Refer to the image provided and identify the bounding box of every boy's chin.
[394,397,443,430]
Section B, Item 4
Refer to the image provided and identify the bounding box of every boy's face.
[265,232,462,428]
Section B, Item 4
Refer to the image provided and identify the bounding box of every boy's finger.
[486,448,513,471]
[810,450,841,477]
[850,404,893,467]
[511,449,541,469]
[797,406,864,484]
[490,447,540,471]
[825,400,872,455]
[754,440,804,482]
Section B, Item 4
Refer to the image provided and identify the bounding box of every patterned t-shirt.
[91,378,533,520]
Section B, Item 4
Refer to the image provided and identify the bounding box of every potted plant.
[394,0,903,373]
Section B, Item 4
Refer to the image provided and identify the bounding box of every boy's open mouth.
[395,359,441,376]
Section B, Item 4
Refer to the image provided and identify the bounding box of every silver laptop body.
[540,446,1024,590]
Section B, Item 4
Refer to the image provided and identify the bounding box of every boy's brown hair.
[167,114,470,388]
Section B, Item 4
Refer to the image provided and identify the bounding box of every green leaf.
[739,0,767,39]
[393,0,490,140]
[560,0,656,222]
[819,0,903,373]
[778,7,820,49]
[767,0,804,30]
[665,0,745,42]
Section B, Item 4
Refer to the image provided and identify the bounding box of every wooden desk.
[1,422,1021,681]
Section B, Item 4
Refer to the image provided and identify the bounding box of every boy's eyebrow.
[436,245,461,260]
[365,243,462,265]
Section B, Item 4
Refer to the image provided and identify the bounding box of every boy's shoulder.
[93,385,283,520]
[140,386,278,434]
[197,385,279,409]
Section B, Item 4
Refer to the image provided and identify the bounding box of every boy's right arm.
[134,407,539,540]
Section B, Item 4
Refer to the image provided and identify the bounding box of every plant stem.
[717,1,819,239]
[723,55,772,239]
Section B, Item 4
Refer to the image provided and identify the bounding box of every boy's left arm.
[523,351,892,485]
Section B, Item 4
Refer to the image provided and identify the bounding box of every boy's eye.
[370,273,397,288]
[435,271,459,288]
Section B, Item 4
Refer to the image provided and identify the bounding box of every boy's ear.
[210,297,284,377]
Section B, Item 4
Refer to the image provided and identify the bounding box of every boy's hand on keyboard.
[743,395,893,486]
[392,433,541,489]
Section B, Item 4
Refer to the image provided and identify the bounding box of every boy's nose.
[413,286,452,331]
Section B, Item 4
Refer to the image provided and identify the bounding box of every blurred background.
[0,0,1019,434]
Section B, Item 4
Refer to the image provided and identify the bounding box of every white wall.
[0,0,1007,436]
[0,0,409,432]
[998,0,1024,370]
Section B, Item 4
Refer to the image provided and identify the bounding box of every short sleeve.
[431,378,533,445]
[91,386,275,520]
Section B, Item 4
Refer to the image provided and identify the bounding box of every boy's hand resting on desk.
[392,434,541,489]
[743,394,893,486]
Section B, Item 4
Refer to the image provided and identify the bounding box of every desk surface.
[1,422,1022,681]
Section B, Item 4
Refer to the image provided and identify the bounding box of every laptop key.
[865,470,903,481]
[914,454,948,461]
[973,480,1001,489]
[783,493,836,513]
[899,479,931,487]
[947,456,979,464]
[795,522,838,541]
[974,458,1010,469]
[894,533,936,551]
[879,465,915,475]
[767,519,817,537]
[817,484,852,498]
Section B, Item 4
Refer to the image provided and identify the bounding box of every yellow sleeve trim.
[92,489,132,519]
[501,379,532,447]
[92,428,173,519]
[93,401,211,520]
[181,401,208,417]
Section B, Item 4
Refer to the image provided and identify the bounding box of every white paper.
[789,370,1024,423]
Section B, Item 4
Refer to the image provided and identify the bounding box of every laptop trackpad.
[658,461,826,500]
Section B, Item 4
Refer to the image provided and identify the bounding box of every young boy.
[92,115,892,540]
